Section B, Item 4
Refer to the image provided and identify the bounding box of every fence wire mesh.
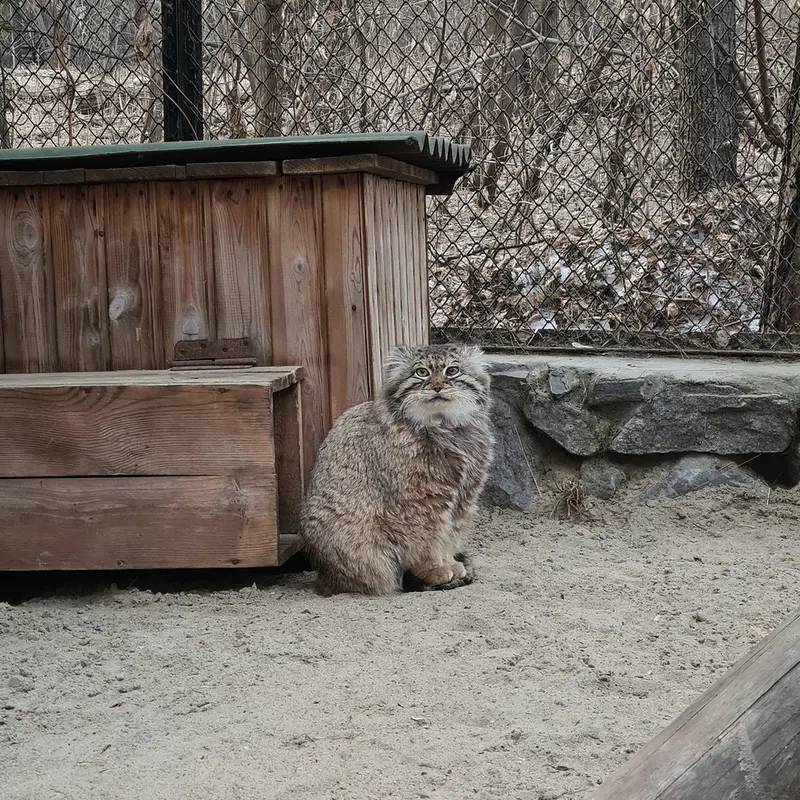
[3,0,800,353]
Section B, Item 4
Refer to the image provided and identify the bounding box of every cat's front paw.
[403,558,475,592]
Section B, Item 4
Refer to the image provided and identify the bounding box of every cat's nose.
[430,381,445,392]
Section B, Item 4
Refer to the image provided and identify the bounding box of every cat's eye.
[414,367,431,378]
[444,365,460,377]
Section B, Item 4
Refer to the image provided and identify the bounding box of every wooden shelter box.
[0,132,471,570]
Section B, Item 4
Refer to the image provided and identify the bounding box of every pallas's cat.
[300,344,494,596]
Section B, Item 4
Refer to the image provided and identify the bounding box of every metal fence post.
[162,0,203,141]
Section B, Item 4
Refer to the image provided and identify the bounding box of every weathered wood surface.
[282,153,438,185]
[155,181,214,363]
[210,179,271,365]
[268,176,330,479]
[321,173,371,420]
[273,379,304,534]
[593,608,800,800]
[0,382,275,477]
[45,185,111,371]
[0,169,432,476]
[361,174,429,389]
[0,188,56,372]
[0,475,278,570]
[186,161,278,178]
[0,365,302,390]
[85,165,186,183]
[103,183,162,369]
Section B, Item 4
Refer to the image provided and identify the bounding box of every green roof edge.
[0,131,472,195]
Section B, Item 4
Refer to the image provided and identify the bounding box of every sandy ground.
[1,482,798,800]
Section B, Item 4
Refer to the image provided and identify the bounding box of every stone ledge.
[483,353,800,509]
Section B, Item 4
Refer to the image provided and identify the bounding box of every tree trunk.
[675,0,740,198]
[592,607,800,800]
[246,0,283,138]
[135,0,164,144]
[763,19,800,333]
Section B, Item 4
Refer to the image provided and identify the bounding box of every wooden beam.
[0,475,277,570]
[85,165,187,183]
[273,379,304,534]
[0,366,302,391]
[282,154,438,186]
[186,161,278,178]
[0,380,277,477]
[593,608,800,800]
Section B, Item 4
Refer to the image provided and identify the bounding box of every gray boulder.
[611,381,795,455]
[580,458,626,500]
[482,380,546,510]
[640,454,767,501]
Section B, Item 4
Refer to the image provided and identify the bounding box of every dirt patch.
[2,484,798,800]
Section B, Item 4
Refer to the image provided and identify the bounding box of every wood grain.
[0,475,279,570]
[186,161,278,178]
[0,382,275,477]
[0,365,302,391]
[407,181,430,344]
[85,165,185,183]
[45,185,111,371]
[360,173,385,389]
[209,179,271,365]
[321,173,370,420]
[0,171,44,186]
[592,608,800,800]
[103,182,162,369]
[156,181,215,364]
[0,187,57,372]
[282,154,438,185]
[273,379,304,534]
[267,176,329,478]
[43,169,86,185]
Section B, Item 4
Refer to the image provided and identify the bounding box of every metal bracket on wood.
[171,338,257,369]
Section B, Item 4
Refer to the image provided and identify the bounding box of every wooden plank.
[360,173,384,389]
[375,177,398,364]
[0,365,303,390]
[592,608,800,800]
[282,154,438,186]
[209,179,271,365]
[186,161,278,179]
[267,176,329,479]
[273,380,304,534]
[43,169,86,185]
[278,532,302,563]
[387,177,407,345]
[45,185,111,371]
[0,475,278,570]
[0,382,275,478]
[103,182,163,369]
[409,181,430,344]
[85,165,186,183]
[0,171,44,186]
[321,173,371,419]
[155,181,215,364]
[0,188,57,372]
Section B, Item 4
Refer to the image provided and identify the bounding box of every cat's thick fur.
[299,344,494,596]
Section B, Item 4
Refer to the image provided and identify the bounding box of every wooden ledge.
[0,161,280,186]
[0,366,304,393]
[281,153,439,185]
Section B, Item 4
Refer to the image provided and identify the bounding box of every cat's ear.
[384,345,415,382]
[458,344,487,366]
[385,345,414,370]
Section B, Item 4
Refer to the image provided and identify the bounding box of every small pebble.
[8,675,34,693]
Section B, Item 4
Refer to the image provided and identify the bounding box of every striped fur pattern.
[299,344,494,596]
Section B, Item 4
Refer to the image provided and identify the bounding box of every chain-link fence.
[3,0,800,354]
